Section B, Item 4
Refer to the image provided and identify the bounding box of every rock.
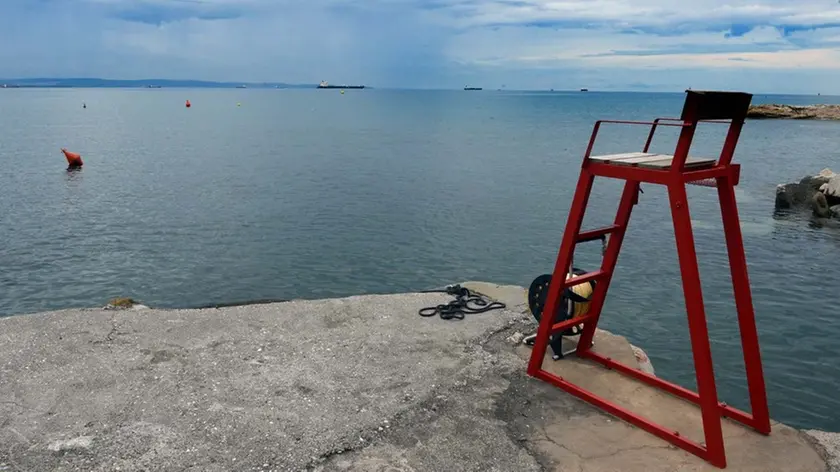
[108,297,136,307]
[818,168,837,179]
[775,170,839,212]
[776,177,821,210]
[747,104,840,120]
[831,205,840,218]
[811,192,831,218]
[47,436,94,453]
[630,344,655,376]
[806,174,834,189]
[821,175,840,207]
[823,175,840,199]
[104,297,147,310]
[775,183,802,209]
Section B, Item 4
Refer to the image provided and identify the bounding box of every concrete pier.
[0,282,832,471]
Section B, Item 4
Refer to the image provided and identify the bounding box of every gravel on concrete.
[0,290,568,472]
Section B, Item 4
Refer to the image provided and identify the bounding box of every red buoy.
[185,100,191,108]
[61,148,83,169]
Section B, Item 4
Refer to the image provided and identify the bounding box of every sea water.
[1,88,839,431]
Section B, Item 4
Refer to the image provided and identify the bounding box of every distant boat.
[464,86,482,91]
[146,85,162,88]
[318,80,364,89]
[580,88,589,92]
[236,85,247,89]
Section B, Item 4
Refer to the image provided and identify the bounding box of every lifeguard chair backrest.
[680,90,753,122]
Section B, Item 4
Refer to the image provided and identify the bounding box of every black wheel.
[527,269,589,336]
[527,273,553,322]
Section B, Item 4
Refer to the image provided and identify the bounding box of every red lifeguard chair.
[526,90,771,468]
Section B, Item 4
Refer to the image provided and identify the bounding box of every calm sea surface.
[1,88,839,432]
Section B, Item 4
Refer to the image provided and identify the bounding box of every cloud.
[427,0,840,33]
[0,0,452,85]
[86,0,252,22]
[1,0,840,92]
[583,48,840,70]
[437,0,840,91]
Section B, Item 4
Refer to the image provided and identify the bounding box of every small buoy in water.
[185,100,191,108]
[340,90,345,94]
[61,148,83,170]
[83,103,86,109]
[237,102,241,107]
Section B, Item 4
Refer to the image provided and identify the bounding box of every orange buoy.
[185,100,191,108]
[61,148,83,169]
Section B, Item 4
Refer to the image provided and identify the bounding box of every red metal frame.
[526,91,771,469]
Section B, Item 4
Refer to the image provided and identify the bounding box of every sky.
[2,0,840,93]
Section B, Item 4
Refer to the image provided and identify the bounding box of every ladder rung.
[552,315,592,334]
[561,270,607,288]
[577,225,621,243]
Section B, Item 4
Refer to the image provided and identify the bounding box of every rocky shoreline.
[775,168,840,218]
[748,104,840,120]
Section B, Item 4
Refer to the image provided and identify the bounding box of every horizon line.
[0,77,830,96]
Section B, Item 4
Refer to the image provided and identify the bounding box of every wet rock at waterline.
[104,297,150,311]
[776,178,821,209]
[776,168,840,218]
[812,192,831,218]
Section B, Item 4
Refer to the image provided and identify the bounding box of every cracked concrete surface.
[0,282,831,472]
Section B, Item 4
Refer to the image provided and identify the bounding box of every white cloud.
[1,0,840,91]
[424,0,840,29]
[446,25,791,64]
[440,1,840,80]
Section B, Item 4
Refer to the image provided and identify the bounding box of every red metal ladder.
[526,90,772,469]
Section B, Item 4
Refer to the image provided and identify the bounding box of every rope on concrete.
[419,284,506,320]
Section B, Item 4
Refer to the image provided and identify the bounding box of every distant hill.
[0,78,316,89]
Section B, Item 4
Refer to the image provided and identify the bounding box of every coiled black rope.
[418,284,506,320]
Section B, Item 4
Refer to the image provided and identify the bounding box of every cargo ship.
[318,80,365,89]
[464,86,482,91]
